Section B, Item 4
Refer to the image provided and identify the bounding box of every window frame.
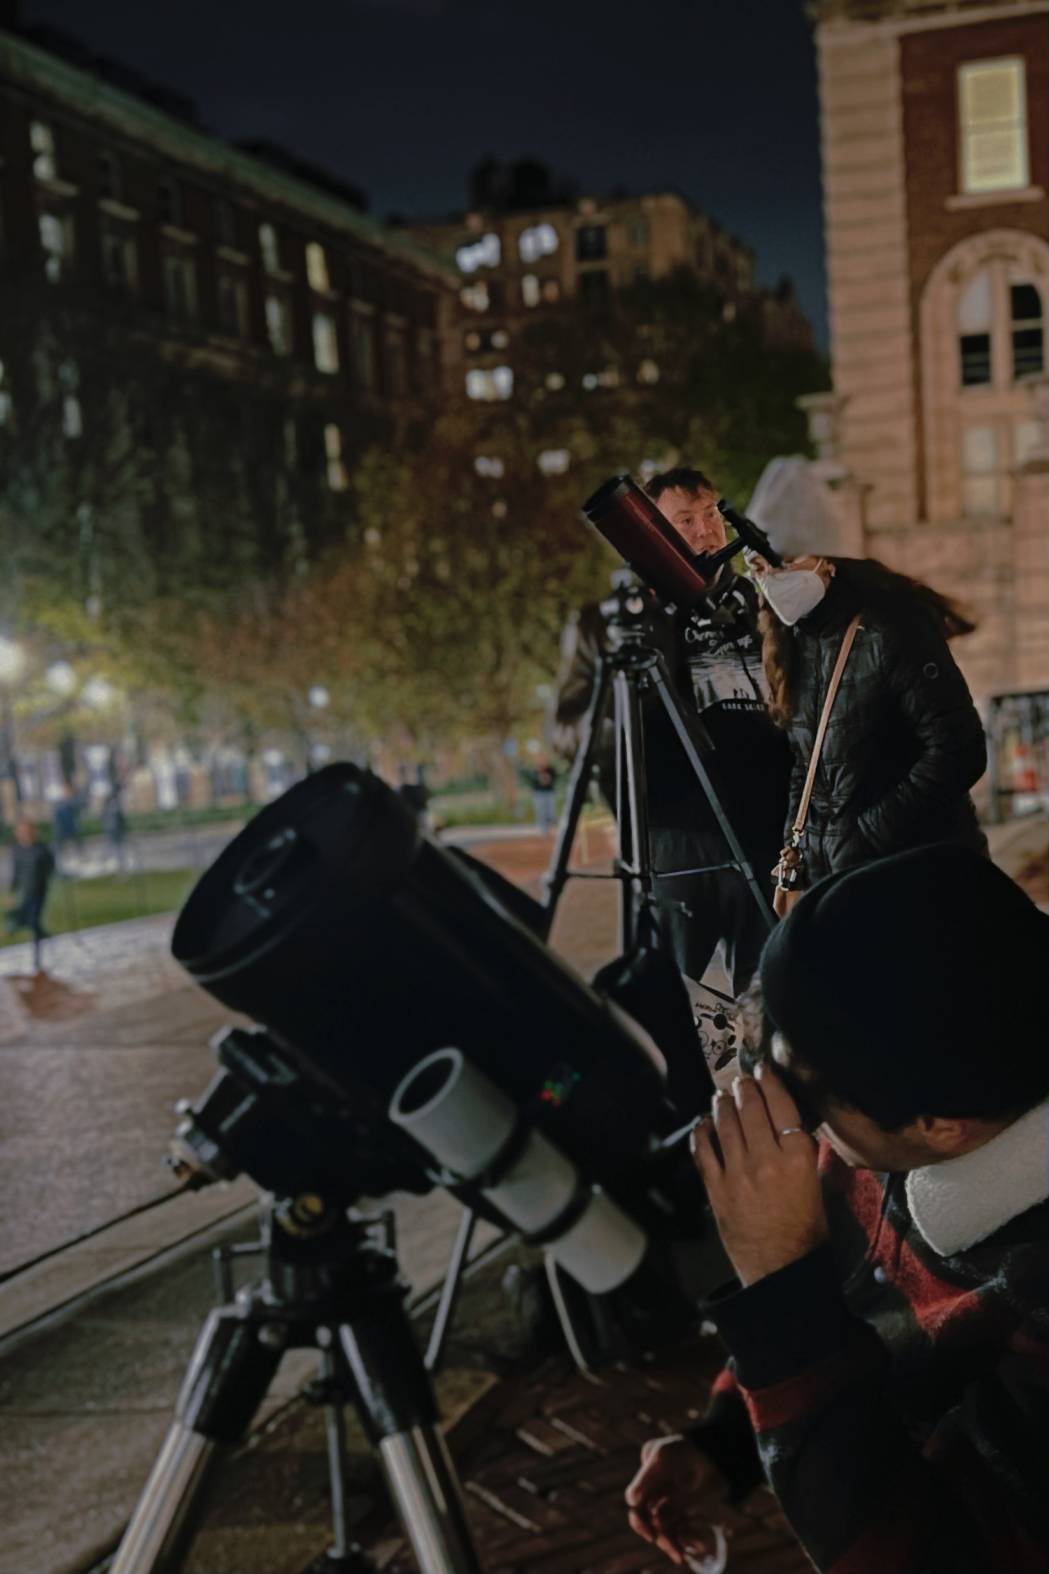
[957,57,1030,196]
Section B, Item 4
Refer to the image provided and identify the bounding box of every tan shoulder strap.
[791,613,862,841]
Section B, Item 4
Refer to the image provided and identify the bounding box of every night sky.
[20,0,829,345]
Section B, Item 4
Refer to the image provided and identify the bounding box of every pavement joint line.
[0,1194,260,1352]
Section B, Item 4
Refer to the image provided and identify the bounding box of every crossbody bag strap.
[790,613,862,842]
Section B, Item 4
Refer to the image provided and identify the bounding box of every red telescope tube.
[581,474,715,608]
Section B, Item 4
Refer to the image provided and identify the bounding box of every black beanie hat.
[759,844,1049,1126]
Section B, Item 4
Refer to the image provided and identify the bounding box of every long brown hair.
[760,558,977,727]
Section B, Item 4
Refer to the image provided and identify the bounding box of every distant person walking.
[6,818,55,972]
[102,786,129,871]
[523,757,558,835]
[51,782,84,874]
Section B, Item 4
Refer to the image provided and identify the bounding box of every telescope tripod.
[111,1194,481,1574]
[542,587,775,954]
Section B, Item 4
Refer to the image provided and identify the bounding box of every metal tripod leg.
[541,656,614,937]
[424,1204,478,1373]
[111,1307,284,1574]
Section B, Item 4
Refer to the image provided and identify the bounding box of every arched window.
[921,230,1048,522]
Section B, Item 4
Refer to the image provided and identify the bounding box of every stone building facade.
[405,171,813,405]
[0,22,458,594]
[807,0,1048,705]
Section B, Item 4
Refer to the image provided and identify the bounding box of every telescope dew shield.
[390,1049,648,1296]
[172,765,670,1189]
[582,475,715,608]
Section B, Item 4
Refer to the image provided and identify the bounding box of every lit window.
[521,274,541,308]
[259,222,280,274]
[958,270,992,386]
[102,227,137,291]
[637,359,660,385]
[98,152,120,201]
[313,312,340,373]
[491,328,509,349]
[464,331,482,352]
[582,366,619,391]
[460,281,490,312]
[465,366,513,401]
[537,448,570,476]
[1011,283,1044,379]
[722,300,737,322]
[39,213,70,282]
[474,455,505,478]
[456,232,500,273]
[62,394,83,439]
[158,180,183,228]
[958,59,1028,194]
[518,223,559,264]
[163,253,197,320]
[30,120,56,182]
[306,242,330,293]
[961,424,1002,514]
[324,424,348,491]
[265,293,292,355]
[545,371,565,391]
[542,279,561,304]
[217,272,248,337]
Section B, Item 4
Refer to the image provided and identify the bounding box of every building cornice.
[0,28,457,288]
[812,0,1047,35]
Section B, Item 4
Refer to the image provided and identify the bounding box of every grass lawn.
[2,868,199,947]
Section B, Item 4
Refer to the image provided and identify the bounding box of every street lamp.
[0,636,26,686]
[46,661,78,698]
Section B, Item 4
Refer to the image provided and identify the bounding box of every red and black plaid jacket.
[691,1137,1049,1573]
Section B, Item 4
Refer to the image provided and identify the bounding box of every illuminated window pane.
[39,212,70,282]
[62,394,82,439]
[465,366,513,401]
[456,232,500,273]
[265,293,292,355]
[518,223,559,264]
[474,455,505,478]
[521,274,541,308]
[959,59,1028,194]
[307,242,330,293]
[537,448,570,476]
[324,424,348,491]
[491,329,509,349]
[30,120,56,182]
[259,222,280,274]
[313,312,340,373]
[637,359,660,385]
[542,279,560,304]
[460,282,490,312]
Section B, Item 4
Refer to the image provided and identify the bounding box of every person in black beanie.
[627,843,1049,1574]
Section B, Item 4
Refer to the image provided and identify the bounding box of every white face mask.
[758,568,827,626]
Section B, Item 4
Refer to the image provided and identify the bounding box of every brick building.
[0,21,458,597]
[405,160,813,404]
[806,0,1048,707]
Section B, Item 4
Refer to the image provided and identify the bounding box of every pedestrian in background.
[6,818,55,972]
[102,786,129,872]
[51,781,84,875]
[523,756,558,834]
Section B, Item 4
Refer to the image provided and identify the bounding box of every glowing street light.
[308,685,331,711]
[82,676,117,710]
[46,660,78,697]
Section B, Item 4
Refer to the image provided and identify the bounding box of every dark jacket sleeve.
[711,1245,1049,1573]
[683,1364,766,1502]
[855,612,986,855]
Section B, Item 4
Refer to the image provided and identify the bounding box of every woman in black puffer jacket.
[749,554,988,888]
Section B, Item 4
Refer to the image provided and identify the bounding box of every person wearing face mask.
[744,547,988,895]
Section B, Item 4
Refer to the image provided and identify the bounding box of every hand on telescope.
[625,1434,730,1567]
[691,1065,826,1288]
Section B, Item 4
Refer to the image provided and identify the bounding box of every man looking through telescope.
[553,466,789,995]
[626,844,1049,1573]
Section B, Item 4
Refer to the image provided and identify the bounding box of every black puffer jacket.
[782,561,987,886]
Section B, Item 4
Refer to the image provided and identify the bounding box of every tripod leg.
[339,1298,481,1574]
[111,1307,284,1574]
[424,1205,478,1373]
[614,666,655,954]
[541,657,613,937]
[649,659,776,932]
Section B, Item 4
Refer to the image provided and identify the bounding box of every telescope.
[581,474,782,608]
[113,765,723,1574]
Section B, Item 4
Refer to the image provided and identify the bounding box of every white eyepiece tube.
[389,1048,647,1295]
